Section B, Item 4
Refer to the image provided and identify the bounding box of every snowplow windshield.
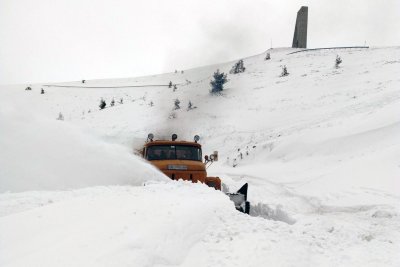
[146,145,202,161]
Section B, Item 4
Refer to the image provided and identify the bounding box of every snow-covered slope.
[1,47,399,266]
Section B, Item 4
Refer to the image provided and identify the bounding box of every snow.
[0,99,167,192]
[1,46,400,266]
[0,183,234,266]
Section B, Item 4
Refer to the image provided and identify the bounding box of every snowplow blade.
[226,183,250,214]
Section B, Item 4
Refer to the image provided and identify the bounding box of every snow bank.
[0,98,167,192]
[0,182,235,267]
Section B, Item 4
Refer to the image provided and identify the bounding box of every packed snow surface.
[1,47,399,266]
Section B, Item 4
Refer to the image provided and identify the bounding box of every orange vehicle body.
[142,140,221,190]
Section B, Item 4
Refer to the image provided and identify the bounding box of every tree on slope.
[280,65,289,77]
[230,59,246,74]
[210,69,228,94]
[57,112,64,120]
[335,55,342,68]
[174,98,181,110]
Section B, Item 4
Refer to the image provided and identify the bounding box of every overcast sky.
[1,0,399,85]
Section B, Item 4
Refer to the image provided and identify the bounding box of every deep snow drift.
[0,99,167,192]
[0,47,399,266]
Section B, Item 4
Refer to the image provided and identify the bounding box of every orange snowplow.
[142,133,250,214]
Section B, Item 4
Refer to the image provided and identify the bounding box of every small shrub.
[110,98,115,106]
[57,112,64,120]
[169,112,177,119]
[281,65,289,77]
[265,53,271,60]
[187,100,197,111]
[174,99,180,110]
[99,98,106,110]
[335,55,342,68]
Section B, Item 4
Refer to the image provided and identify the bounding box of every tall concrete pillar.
[292,6,308,48]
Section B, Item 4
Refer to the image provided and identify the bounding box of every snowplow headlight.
[148,133,154,141]
[194,135,200,142]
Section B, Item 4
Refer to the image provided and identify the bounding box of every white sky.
[1,0,399,85]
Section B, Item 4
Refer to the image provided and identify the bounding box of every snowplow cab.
[142,134,221,190]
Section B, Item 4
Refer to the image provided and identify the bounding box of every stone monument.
[292,6,308,48]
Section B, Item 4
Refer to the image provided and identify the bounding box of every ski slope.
[1,46,399,266]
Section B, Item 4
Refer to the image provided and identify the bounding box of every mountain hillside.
[1,47,399,266]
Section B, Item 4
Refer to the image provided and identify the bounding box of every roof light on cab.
[194,135,200,143]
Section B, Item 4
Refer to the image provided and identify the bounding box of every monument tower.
[292,6,308,48]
